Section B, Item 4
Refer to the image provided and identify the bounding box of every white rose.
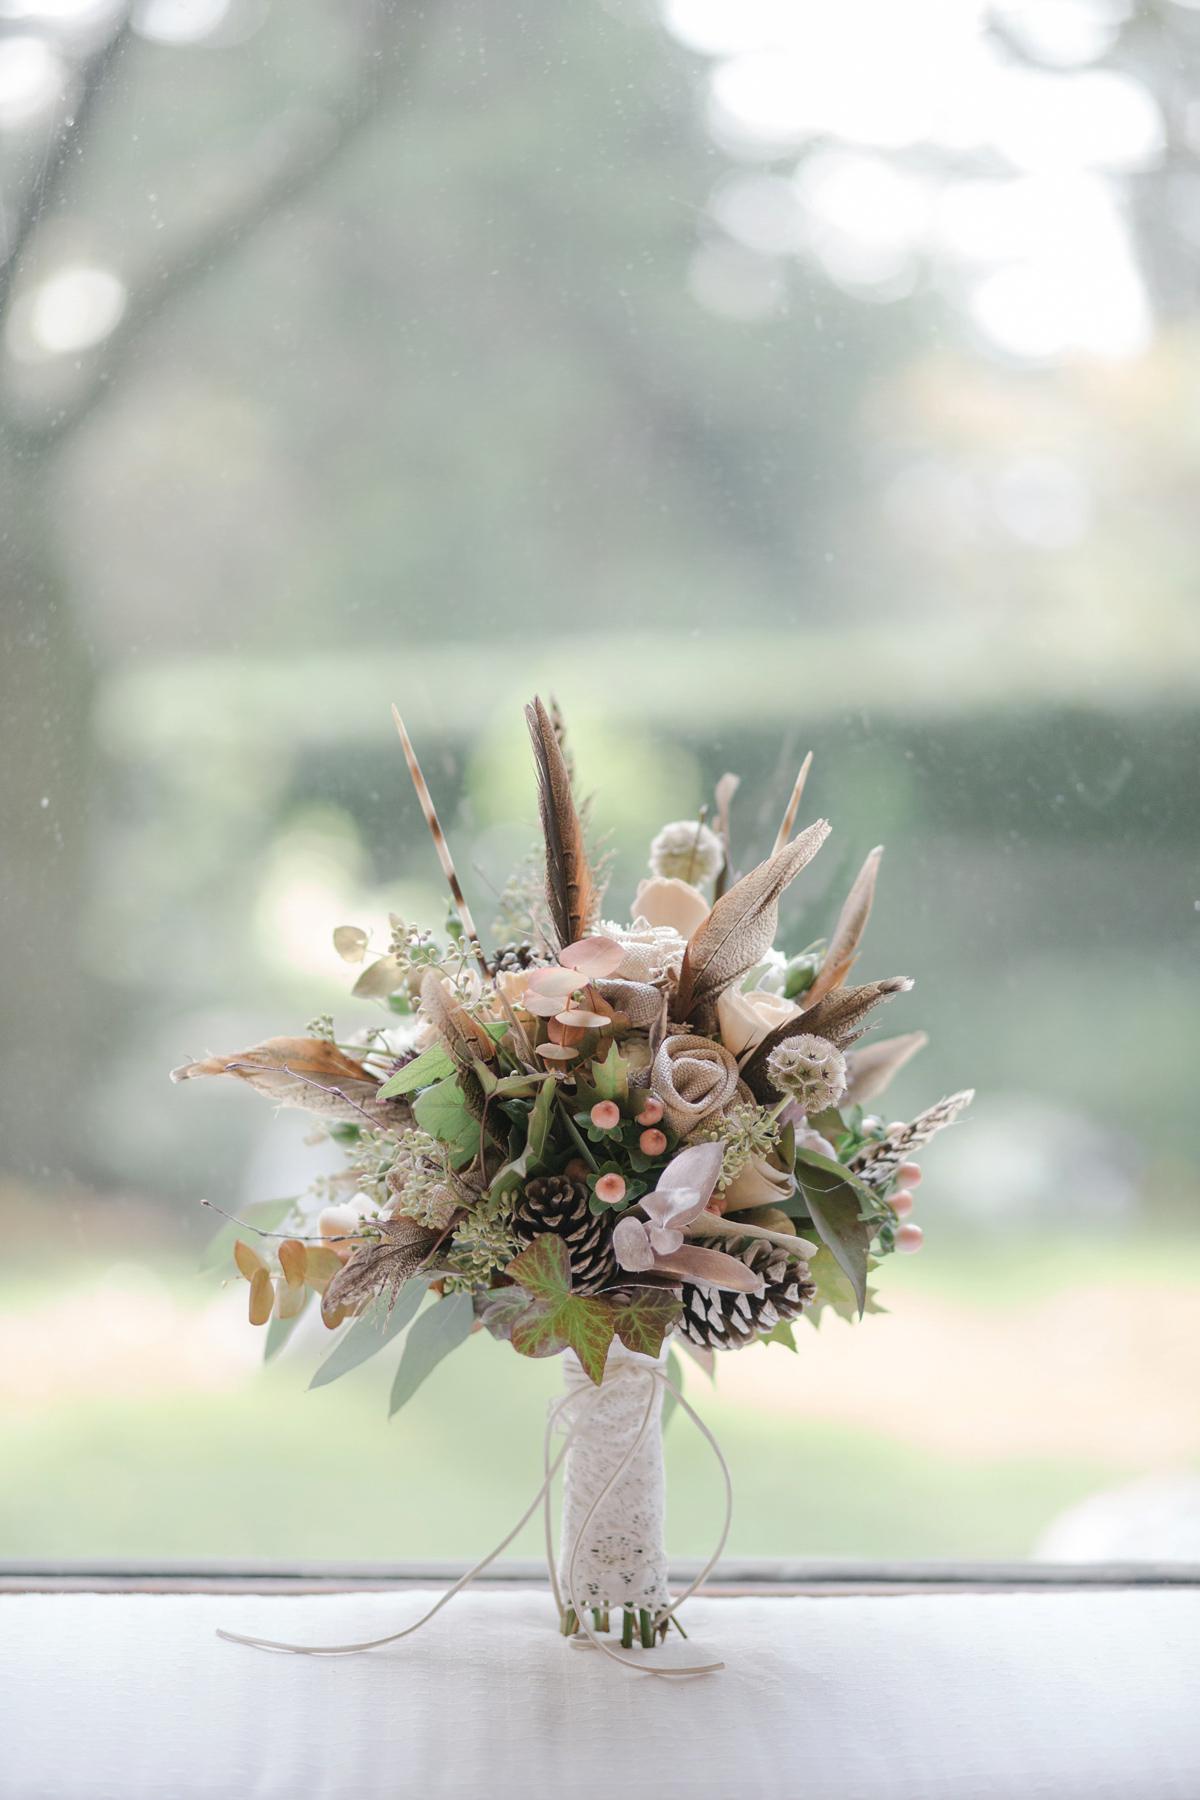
[632,877,710,939]
[716,986,802,1056]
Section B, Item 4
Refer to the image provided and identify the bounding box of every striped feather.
[391,707,489,979]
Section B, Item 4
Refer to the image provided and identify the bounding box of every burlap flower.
[651,1033,740,1135]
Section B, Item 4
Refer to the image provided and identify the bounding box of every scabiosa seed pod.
[648,820,725,885]
[765,1033,848,1112]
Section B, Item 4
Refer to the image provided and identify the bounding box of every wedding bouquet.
[177,698,970,1661]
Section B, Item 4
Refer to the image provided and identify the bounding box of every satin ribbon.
[217,1361,731,1677]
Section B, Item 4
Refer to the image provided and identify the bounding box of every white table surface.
[2,1587,1198,1800]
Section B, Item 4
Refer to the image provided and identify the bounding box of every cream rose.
[720,1157,796,1215]
[632,877,710,939]
[716,986,802,1057]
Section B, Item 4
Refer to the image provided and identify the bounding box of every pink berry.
[590,1101,621,1130]
[897,1161,923,1188]
[636,1097,664,1126]
[594,1173,626,1205]
[639,1128,667,1156]
[896,1222,924,1253]
[891,1188,914,1218]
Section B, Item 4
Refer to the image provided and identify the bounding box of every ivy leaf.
[761,1318,797,1352]
[388,1292,476,1416]
[794,1157,872,1316]
[473,1285,532,1341]
[376,1042,456,1099]
[309,1280,428,1389]
[804,1245,885,1327]
[504,1234,615,1384]
[197,1197,295,1277]
[412,1077,479,1159]
[609,1286,681,1359]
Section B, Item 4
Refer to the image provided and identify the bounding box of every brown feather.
[392,707,490,980]
[322,1216,450,1318]
[850,1090,974,1189]
[740,976,913,1100]
[673,818,830,1031]
[843,1031,928,1106]
[713,772,739,900]
[525,695,596,950]
[771,752,814,858]
[803,845,883,1007]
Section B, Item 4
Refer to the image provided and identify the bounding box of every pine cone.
[676,1236,816,1351]
[512,1175,616,1295]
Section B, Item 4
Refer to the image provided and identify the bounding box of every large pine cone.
[512,1175,616,1295]
[677,1236,816,1351]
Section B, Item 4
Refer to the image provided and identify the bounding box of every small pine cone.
[676,1236,816,1351]
[491,943,547,973]
[511,1175,617,1295]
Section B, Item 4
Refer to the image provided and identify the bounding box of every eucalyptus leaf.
[376,1042,455,1098]
[332,924,369,963]
[388,1292,475,1416]
[264,1293,307,1361]
[309,1280,428,1389]
[352,954,408,998]
[197,1197,295,1277]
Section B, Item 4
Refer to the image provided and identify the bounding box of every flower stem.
[621,1608,635,1649]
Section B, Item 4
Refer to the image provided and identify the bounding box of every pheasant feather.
[392,707,489,980]
[850,1090,975,1189]
[803,844,883,1007]
[673,818,830,1031]
[525,695,596,951]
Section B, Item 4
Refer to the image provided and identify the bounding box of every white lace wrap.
[556,1340,671,1615]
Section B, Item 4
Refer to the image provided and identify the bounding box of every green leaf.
[482,1020,509,1043]
[663,1346,683,1432]
[264,1292,308,1362]
[806,1105,847,1144]
[794,1143,877,1204]
[778,1118,796,1176]
[610,1287,681,1359]
[526,1076,556,1166]
[474,1285,532,1341]
[412,1077,479,1158]
[795,1160,872,1316]
[388,1292,476,1416]
[591,1041,629,1105]
[309,1280,428,1389]
[377,1041,456,1098]
[511,1294,615,1383]
[761,1318,797,1352]
[505,1234,616,1383]
[197,1197,295,1276]
[803,1244,885,1328]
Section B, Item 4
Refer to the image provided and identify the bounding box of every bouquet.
[177,698,971,1663]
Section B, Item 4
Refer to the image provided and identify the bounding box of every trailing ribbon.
[216,1364,730,1677]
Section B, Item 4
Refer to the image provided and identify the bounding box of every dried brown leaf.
[803,845,882,1007]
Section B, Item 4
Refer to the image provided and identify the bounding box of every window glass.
[2,0,1197,1565]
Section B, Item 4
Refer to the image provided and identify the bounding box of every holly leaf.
[376,1042,456,1099]
[504,1234,615,1384]
[609,1286,681,1359]
[412,1077,479,1159]
[590,1041,630,1106]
